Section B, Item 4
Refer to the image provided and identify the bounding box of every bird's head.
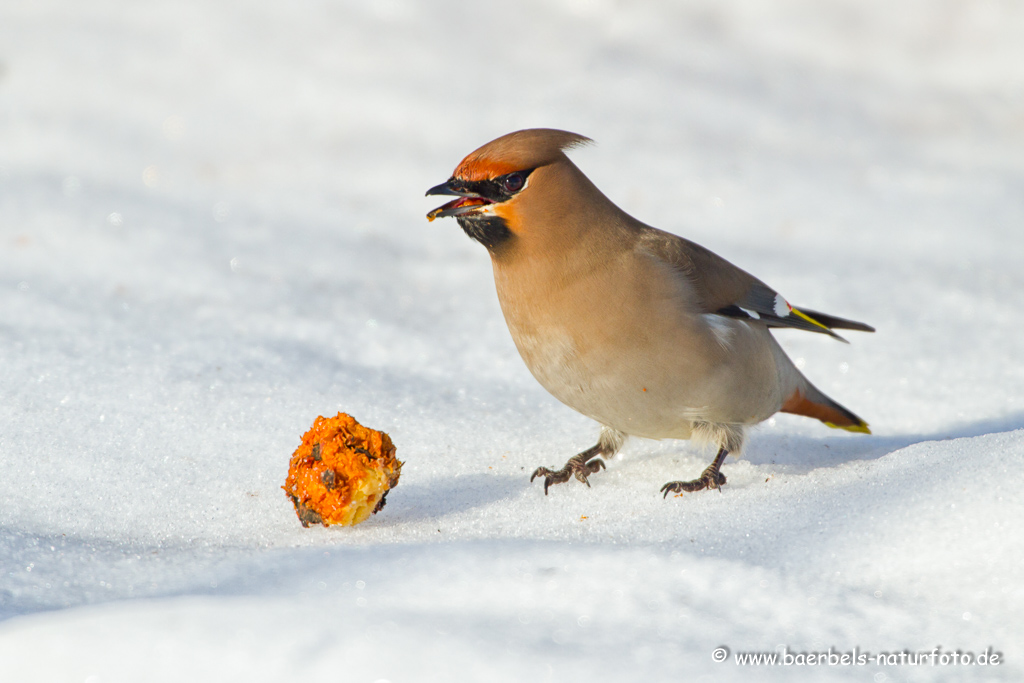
[426,129,591,252]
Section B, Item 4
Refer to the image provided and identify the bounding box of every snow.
[2,0,1023,680]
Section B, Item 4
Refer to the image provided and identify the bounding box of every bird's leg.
[531,442,609,495]
[660,447,729,498]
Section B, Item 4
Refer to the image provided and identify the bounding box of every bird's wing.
[637,227,874,343]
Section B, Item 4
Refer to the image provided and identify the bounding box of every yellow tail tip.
[825,421,872,435]
[790,306,832,332]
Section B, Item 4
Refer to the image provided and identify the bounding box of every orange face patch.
[453,156,520,183]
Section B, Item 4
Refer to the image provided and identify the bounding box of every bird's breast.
[491,256,706,437]
[490,251,787,437]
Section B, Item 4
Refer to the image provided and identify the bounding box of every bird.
[425,129,873,497]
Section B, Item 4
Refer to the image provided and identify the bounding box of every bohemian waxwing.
[426,128,873,497]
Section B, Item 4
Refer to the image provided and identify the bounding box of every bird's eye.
[501,173,525,194]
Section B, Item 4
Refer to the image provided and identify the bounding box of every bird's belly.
[510,327,704,439]
[510,318,783,439]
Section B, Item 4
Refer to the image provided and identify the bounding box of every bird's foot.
[661,448,729,498]
[531,452,606,495]
[660,468,727,497]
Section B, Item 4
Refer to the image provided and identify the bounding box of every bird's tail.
[780,382,870,434]
[795,308,875,334]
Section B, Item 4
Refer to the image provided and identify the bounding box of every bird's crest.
[453,129,591,182]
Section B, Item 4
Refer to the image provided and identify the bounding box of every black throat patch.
[456,214,513,252]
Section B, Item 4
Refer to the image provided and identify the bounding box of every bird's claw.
[661,467,727,498]
[531,454,606,495]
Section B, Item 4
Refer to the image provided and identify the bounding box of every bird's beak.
[425,179,493,222]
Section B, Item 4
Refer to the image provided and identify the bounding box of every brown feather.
[637,228,768,313]
[454,129,592,182]
[781,389,870,433]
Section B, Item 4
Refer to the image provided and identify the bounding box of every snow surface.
[2,1,1023,681]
